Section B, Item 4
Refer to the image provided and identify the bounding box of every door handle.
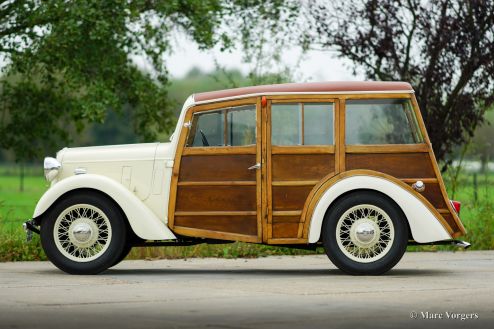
[248,163,261,170]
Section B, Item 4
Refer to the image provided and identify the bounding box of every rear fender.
[307,172,452,243]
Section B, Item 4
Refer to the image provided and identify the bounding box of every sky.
[1,32,361,83]
[164,33,361,82]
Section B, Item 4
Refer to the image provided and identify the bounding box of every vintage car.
[24,81,469,275]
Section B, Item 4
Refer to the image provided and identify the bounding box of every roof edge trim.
[193,90,414,105]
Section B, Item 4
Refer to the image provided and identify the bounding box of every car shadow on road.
[99,267,452,277]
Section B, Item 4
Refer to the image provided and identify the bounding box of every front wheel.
[41,191,128,274]
[322,191,408,275]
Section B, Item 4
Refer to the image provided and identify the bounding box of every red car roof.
[194,81,413,102]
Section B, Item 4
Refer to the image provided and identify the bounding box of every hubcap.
[53,204,112,262]
[354,222,376,244]
[72,223,92,243]
[336,204,395,263]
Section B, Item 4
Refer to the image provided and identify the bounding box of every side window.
[345,99,424,144]
[271,102,334,145]
[187,105,256,147]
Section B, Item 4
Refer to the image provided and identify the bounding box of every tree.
[0,0,297,164]
[307,0,494,163]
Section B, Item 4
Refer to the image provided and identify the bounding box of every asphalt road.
[1,251,493,329]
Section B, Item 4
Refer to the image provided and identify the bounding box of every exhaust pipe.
[452,240,471,249]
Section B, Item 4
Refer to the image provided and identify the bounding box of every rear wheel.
[41,191,127,274]
[322,191,408,275]
[111,240,134,267]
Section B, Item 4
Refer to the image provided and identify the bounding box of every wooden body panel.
[346,152,435,178]
[175,185,256,211]
[169,91,465,244]
[179,154,256,181]
[174,215,257,235]
[272,154,334,181]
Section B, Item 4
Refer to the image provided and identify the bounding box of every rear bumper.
[410,239,471,249]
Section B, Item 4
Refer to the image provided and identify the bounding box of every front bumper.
[22,219,40,242]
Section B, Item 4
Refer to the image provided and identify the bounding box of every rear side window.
[187,105,256,147]
[271,102,334,145]
[345,99,423,144]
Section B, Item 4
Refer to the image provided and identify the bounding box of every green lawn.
[0,176,48,233]
[0,168,492,261]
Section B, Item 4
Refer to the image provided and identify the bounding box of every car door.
[168,97,262,242]
[264,97,338,243]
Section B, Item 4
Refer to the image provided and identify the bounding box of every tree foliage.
[0,0,297,162]
[307,0,494,162]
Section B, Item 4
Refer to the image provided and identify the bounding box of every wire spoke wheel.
[53,204,113,263]
[336,204,395,263]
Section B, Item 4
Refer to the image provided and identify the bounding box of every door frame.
[168,97,263,242]
[262,96,340,244]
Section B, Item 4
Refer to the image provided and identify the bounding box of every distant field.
[0,176,47,232]
[0,165,493,261]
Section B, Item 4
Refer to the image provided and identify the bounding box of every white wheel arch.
[33,174,176,241]
[308,175,452,244]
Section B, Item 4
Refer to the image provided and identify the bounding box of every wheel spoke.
[53,204,113,263]
[336,204,395,263]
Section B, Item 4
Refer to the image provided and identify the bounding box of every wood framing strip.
[178,181,256,186]
[261,97,269,243]
[173,226,258,243]
[410,95,466,236]
[401,178,438,184]
[255,97,263,242]
[266,100,274,233]
[182,146,256,155]
[267,93,411,101]
[189,97,259,112]
[301,103,305,145]
[270,97,337,103]
[346,144,429,153]
[272,210,302,216]
[267,238,307,244]
[168,107,194,229]
[337,98,345,173]
[271,145,335,154]
[174,211,257,216]
[271,180,319,186]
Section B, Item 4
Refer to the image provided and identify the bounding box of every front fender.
[307,172,452,243]
[33,174,176,241]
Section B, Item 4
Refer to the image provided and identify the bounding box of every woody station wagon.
[24,81,469,275]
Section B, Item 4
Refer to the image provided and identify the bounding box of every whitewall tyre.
[322,191,408,275]
[41,191,127,274]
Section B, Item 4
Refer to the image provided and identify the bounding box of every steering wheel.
[199,129,210,146]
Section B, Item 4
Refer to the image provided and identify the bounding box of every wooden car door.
[264,97,338,243]
[168,97,263,242]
